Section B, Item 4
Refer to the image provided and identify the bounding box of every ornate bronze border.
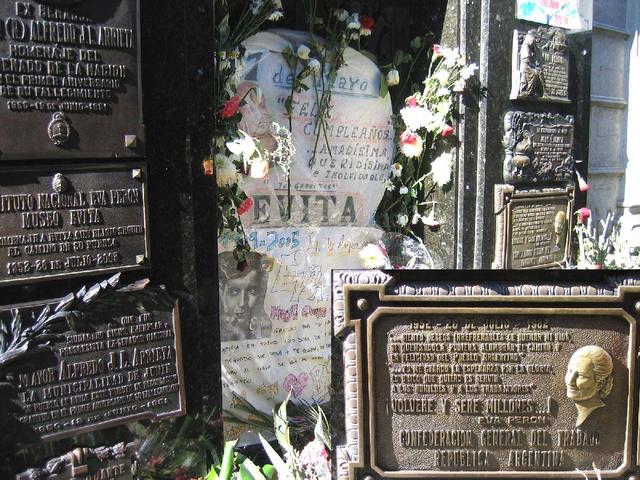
[332,272,640,480]
[492,186,574,269]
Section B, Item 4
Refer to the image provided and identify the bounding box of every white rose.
[297,44,311,60]
[308,58,321,73]
[386,69,400,86]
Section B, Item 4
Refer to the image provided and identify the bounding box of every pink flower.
[576,169,590,192]
[405,96,418,108]
[219,95,240,119]
[441,124,455,137]
[237,197,253,215]
[299,440,330,477]
[433,44,444,58]
[576,207,591,224]
[400,130,423,158]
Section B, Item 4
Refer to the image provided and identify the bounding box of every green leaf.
[205,466,220,480]
[284,97,293,116]
[219,440,237,480]
[379,74,389,98]
[261,464,276,480]
[411,36,424,52]
[218,14,230,45]
[258,434,289,478]
[239,458,266,480]
[314,406,331,449]
[273,395,291,452]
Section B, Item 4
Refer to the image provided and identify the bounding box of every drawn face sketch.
[222,270,261,326]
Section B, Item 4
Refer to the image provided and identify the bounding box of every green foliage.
[573,212,640,269]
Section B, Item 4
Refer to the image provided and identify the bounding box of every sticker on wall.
[516,0,591,30]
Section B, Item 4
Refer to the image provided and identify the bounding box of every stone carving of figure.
[218,251,272,342]
[519,30,545,98]
[565,345,614,427]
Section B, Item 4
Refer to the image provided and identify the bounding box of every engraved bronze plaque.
[0,277,185,443]
[17,442,135,479]
[0,163,149,285]
[510,26,570,103]
[503,111,574,185]
[0,0,143,159]
[493,186,574,269]
[332,271,640,479]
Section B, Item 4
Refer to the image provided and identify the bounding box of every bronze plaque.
[333,272,640,479]
[493,186,574,269]
[17,442,135,479]
[0,163,149,285]
[510,26,570,103]
[503,111,574,185]
[0,0,143,159]
[0,278,185,443]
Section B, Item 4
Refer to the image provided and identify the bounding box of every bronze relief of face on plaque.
[565,345,614,427]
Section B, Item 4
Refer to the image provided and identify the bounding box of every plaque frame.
[0,162,151,286]
[492,185,574,270]
[332,271,640,480]
[0,0,144,160]
[1,289,187,443]
[509,26,571,104]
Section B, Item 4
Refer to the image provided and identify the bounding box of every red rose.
[219,95,240,119]
[576,207,591,224]
[360,15,375,30]
[441,124,455,137]
[237,197,254,215]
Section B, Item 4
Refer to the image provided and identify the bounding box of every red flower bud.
[237,197,254,215]
[576,207,591,224]
[441,124,455,137]
[360,15,375,30]
[405,96,418,108]
[219,95,240,119]
[202,159,214,176]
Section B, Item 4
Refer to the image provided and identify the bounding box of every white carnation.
[460,62,478,80]
[215,154,239,187]
[400,106,434,131]
[359,243,390,269]
[430,151,454,187]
